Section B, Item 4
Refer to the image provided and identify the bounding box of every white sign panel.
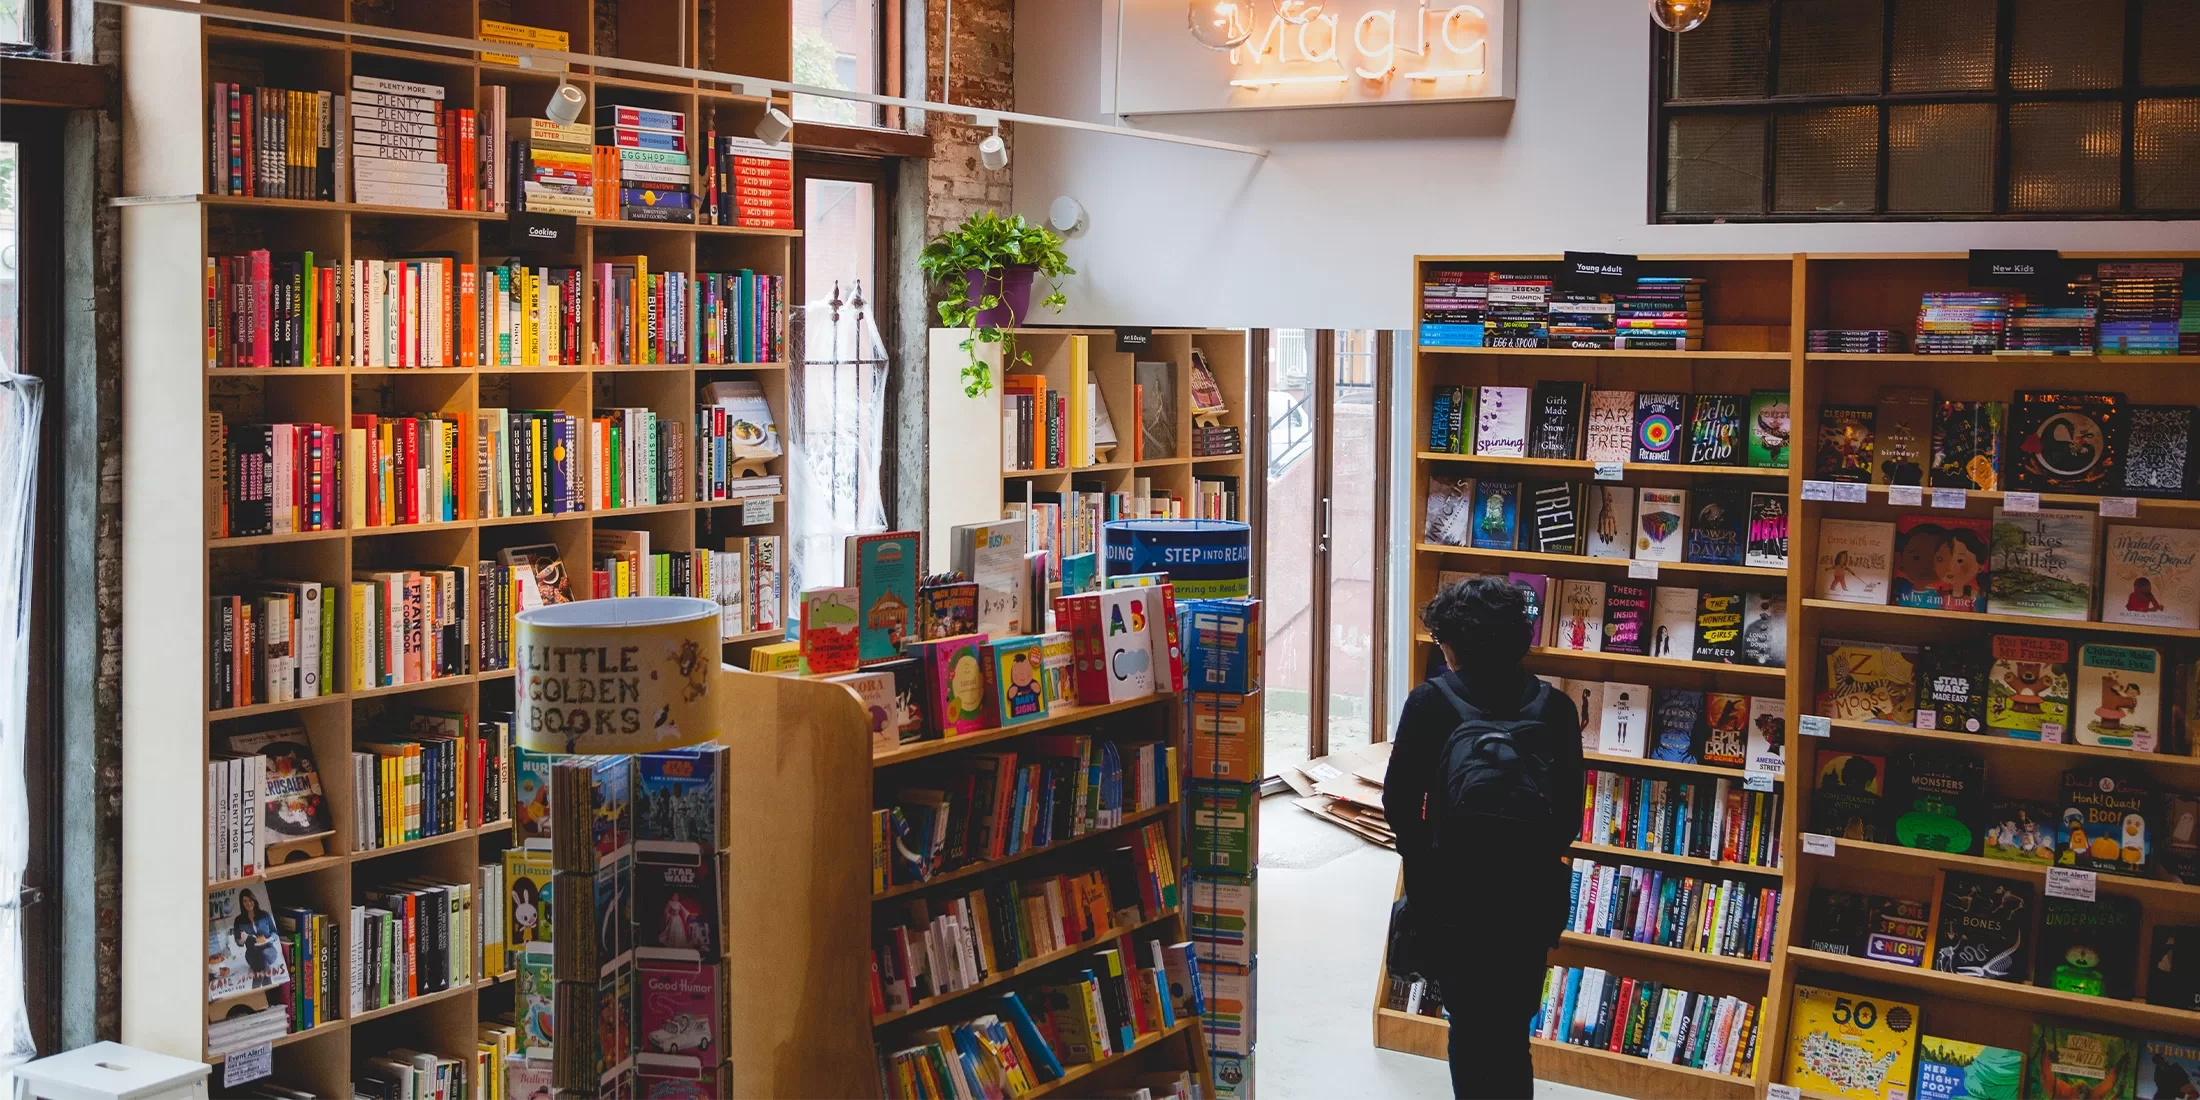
[1114,0,1518,114]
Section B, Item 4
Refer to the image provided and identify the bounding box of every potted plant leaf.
[920,210,1074,397]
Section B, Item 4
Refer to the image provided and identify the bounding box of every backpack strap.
[1428,670,1480,723]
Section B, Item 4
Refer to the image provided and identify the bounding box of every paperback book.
[1469,480,1520,551]
[1649,585,1697,661]
[1745,492,1788,569]
[1583,389,1635,464]
[1649,687,1704,763]
[1583,482,1633,559]
[1685,393,1743,466]
[1634,487,1686,562]
[1423,474,1476,547]
[1747,389,1791,470]
[1631,392,1686,465]
[1700,692,1748,767]
[1527,380,1587,460]
[1596,681,1651,758]
[1600,582,1652,656]
[1683,489,1744,566]
[1472,386,1529,457]
[1693,592,1743,664]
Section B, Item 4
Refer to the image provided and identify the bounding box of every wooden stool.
[12,1042,211,1100]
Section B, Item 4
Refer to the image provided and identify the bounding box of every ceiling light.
[979,127,1009,172]
[1648,0,1712,33]
[755,105,793,145]
[545,80,586,124]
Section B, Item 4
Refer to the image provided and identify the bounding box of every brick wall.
[924,0,1013,242]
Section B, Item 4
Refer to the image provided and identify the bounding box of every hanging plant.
[919,210,1074,397]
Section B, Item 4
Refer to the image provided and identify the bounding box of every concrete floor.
[1253,794,1619,1100]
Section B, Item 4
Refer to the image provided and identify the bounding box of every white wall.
[1012,0,2200,331]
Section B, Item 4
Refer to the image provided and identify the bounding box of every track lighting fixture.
[755,104,793,145]
[545,79,586,124]
[979,126,1009,172]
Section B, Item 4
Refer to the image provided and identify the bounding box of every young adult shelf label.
[2045,866,2097,902]
[1802,833,1838,857]
[1799,714,1832,738]
[2004,491,2041,514]
[1561,251,1638,293]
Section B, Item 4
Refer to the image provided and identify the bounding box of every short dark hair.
[1420,576,1532,669]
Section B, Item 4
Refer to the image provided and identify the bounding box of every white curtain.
[0,374,41,1066]
[788,283,889,601]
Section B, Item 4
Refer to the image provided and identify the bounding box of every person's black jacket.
[1382,667,1584,946]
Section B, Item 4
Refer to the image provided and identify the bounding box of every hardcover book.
[2008,391,2126,493]
[1468,480,1520,551]
[2100,524,2200,629]
[1634,487,1687,562]
[1893,516,1991,612]
[2075,643,2161,752]
[2146,926,2200,1010]
[1915,1036,2024,1100]
[798,586,861,675]
[1742,591,1786,668]
[1472,386,1530,457]
[1747,389,1791,470]
[1929,871,2032,982]
[1510,571,1551,645]
[1700,692,1749,767]
[950,518,1030,640]
[1527,380,1588,460]
[2036,898,2140,1000]
[1893,748,1986,853]
[207,884,292,1002]
[1631,392,1686,464]
[2027,1026,2136,1100]
[1601,581,1652,656]
[1528,479,1582,555]
[2115,404,2197,497]
[2138,1039,2200,1100]
[1097,588,1158,702]
[1685,393,1744,466]
[1918,641,1990,734]
[1931,400,2004,491]
[1596,681,1652,758]
[1822,639,1919,725]
[1649,687,1704,763]
[1986,634,2072,741]
[1539,676,1603,753]
[1583,389,1636,464]
[1811,752,1887,842]
[1747,695,1786,776]
[915,577,978,641]
[845,531,919,663]
[2058,769,2151,877]
[1872,386,1935,487]
[1583,482,1634,559]
[1746,492,1789,569]
[1989,508,2099,621]
[922,633,992,735]
[1554,579,1606,653]
[1784,982,1919,1100]
[1649,585,1697,661]
[1815,519,1897,605]
[1982,799,2059,866]
[987,636,1047,727]
[1683,488,1745,566]
[1815,405,1877,483]
[1427,385,1466,453]
[1423,474,1476,547]
[1693,591,1743,664]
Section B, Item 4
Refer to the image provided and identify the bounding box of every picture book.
[1527,380,1587,460]
[1893,515,1991,612]
[1822,639,1918,725]
[634,745,726,848]
[830,669,901,753]
[1685,392,1744,466]
[1872,386,1935,487]
[1038,633,1076,713]
[1700,692,1749,767]
[1915,1036,2025,1100]
[884,657,929,738]
[923,633,991,735]
[951,518,1030,640]
[1423,474,1476,547]
[1868,897,1932,968]
[514,746,564,846]
[1584,482,1633,559]
[1747,695,1786,776]
[1631,392,1686,464]
[1804,888,1874,956]
[1816,519,1896,605]
[2116,404,2197,497]
[2037,896,2141,999]
[1528,479,1582,555]
[1815,405,1876,483]
[1469,480,1520,550]
[635,842,720,959]
[1649,585,1697,661]
[2101,524,2200,630]
[1649,687,1704,763]
[1635,487,1687,562]
[1919,641,1990,734]
[1811,752,1888,841]
[207,883,291,1002]
[1783,983,1920,1100]
[1681,488,1744,566]
[1990,508,2099,621]
[1982,799,2059,866]
[506,847,554,948]
[1931,400,2005,491]
[636,956,723,1071]
[1554,579,1606,653]
[1746,491,1789,569]
[915,576,978,641]
[1986,634,2072,740]
[1892,748,1986,853]
[2028,1027,2136,1100]
[1473,386,1530,457]
[2058,769,2151,876]
[1596,681,1652,758]
[2076,643,2162,752]
[798,586,862,674]
[1583,389,1636,464]
[1747,389,1792,469]
[845,531,919,663]
[1600,582,1652,656]
[1929,871,2032,982]
[516,944,554,1058]
[2147,926,2200,1010]
[2139,1039,2200,1100]
[2009,391,2126,493]
[224,727,332,843]
[1742,590,1786,668]
[1099,587,1158,702]
[1693,591,1743,664]
[988,636,1047,726]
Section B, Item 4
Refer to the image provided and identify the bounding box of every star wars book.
[1811,751,1888,842]
[1929,871,2032,982]
[2115,404,2197,497]
[1747,389,1791,470]
[2008,391,2127,493]
[1816,519,1897,605]
[1527,380,1588,460]
[1872,386,1935,487]
[2058,769,2152,877]
[2036,897,2140,1000]
[1683,488,1745,566]
[1931,400,2005,491]
[1815,405,1877,483]
[1685,392,1744,466]
[1918,641,1989,734]
[1893,748,1986,853]
[1986,634,2072,741]
[1821,639,1918,726]
[1989,508,2099,621]
[1893,515,1991,612]
[1631,392,1686,465]
[2075,643,2162,752]
[635,841,721,960]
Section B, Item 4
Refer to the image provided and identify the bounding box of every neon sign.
[1225,2,1490,86]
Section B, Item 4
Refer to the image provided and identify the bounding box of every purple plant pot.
[964,264,1038,328]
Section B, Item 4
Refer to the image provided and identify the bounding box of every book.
[1986,634,2072,741]
[1137,361,1179,460]
[2100,524,2200,629]
[699,379,784,463]
[1649,687,1704,762]
[635,843,720,959]
[1631,392,1686,464]
[1982,799,2060,866]
[207,884,292,1001]
[2027,1026,2136,1100]
[951,519,1030,640]
[2146,926,2200,1010]
[1683,488,1745,566]
[1527,479,1582,555]
[798,587,861,675]
[1527,380,1588,460]
[1583,482,1633,559]
[1915,1036,2025,1100]
[1423,474,1476,547]
[1815,519,1896,604]
[2076,643,2162,752]
[2009,391,2126,493]
[1472,385,1530,457]
[915,577,979,642]
[2058,769,2152,877]
[1583,389,1635,463]
[1469,480,1519,550]
[1511,571,1551,645]
[1815,404,1876,482]
[1929,871,2032,981]
[1747,389,1792,470]
[1634,487,1686,562]
[2116,404,2197,497]
[1811,752,1887,841]
[845,531,919,663]
[1822,639,1918,725]
[1893,515,1991,612]
[1745,491,1789,569]
[1893,749,1986,853]
[1600,582,1652,656]
[2139,1039,2200,1100]
[1872,386,1935,486]
[1918,642,1990,734]
[1649,585,1697,661]
[1700,692,1748,767]
[1693,591,1743,664]
[224,727,332,844]
[1742,590,1785,668]
[1553,579,1606,653]
[921,633,991,735]
[1746,695,1786,776]
[987,636,1047,726]
[2039,895,2142,1000]
[1098,588,1157,702]
[1989,508,2100,620]
[1783,983,1920,1100]
[1596,681,1652,758]
[1931,400,2005,491]
[1686,393,1744,466]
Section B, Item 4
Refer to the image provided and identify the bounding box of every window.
[1654,0,2200,219]
[792,0,886,127]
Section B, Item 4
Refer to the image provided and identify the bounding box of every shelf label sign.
[1744,773,1774,792]
[1768,1087,1803,1100]
[1562,251,1638,292]
[2004,491,2040,514]
[1802,833,1838,857]
[1931,488,1967,509]
[1115,327,1154,353]
[1970,248,2061,290]
[2100,496,2139,518]
[225,1044,272,1087]
[1833,482,1869,503]
[1627,559,1659,580]
[1594,461,1624,481]
[1799,714,1832,738]
[742,498,775,525]
[2045,866,2097,902]
[1888,484,1923,506]
[1801,481,1835,501]
[509,212,577,251]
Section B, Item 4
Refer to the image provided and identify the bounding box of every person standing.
[1383,576,1584,1100]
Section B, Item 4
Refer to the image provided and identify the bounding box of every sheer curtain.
[0,374,42,1066]
[787,281,889,601]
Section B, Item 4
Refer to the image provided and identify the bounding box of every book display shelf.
[1384,252,2200,1100]
[116,1,799,1089]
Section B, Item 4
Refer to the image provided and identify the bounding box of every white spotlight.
[545,80,586,125]
[755,105,793,146]
[979,126,1009,172]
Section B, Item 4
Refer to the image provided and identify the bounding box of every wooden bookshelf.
[117,1,804,1090]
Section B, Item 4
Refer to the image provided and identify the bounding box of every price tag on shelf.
[1888,484,1923,506]
[2045,866,2098,902]
[1931,487,1967,509]
[1628,559,1660,580]
[225,1044,272,1087]
[1799,714,1832,738]
[1802,833,1838,857]
[1594,461,1625,481]
[1834,482,1869,503]
[1800,481,1835,501]
[742,498,775,525]
[1768,1087,1804,1100]
[1915,710,1938,730]
[2004,491,2041,514]
[2101,496,2139,518]
[1744,773,1775,792]
[2040,722,2066,744]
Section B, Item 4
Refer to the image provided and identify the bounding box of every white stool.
[10,1042,211,1100]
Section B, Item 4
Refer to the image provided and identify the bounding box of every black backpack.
[1425,672,1562,856]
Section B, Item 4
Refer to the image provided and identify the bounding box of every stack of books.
[212,416,341,537]
[594,106,693,223]
[2003,297,2097,354]
[1548,292,1616,350]
[349,75,451,210]
[1483,272,1552,347]
[516,119,593,216]
[1807,328,1899,354]
[207,84,336,200]
[2097,261,2184,355]
[2183,269,2200,353]
[713,135,793,230]
[1417,267,1489,347]
[1614,277,1704,350]
[207,1006,290,1055]
[207,250,343,369]
[1913,291,2008,354]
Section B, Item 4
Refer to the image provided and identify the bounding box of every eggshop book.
[1553,579,1606,653]
[1631,392,1686,464]
[2057,769,2152,877]
[1986,634,2071,740]
[797,586,861,674]
[1583,481,1633,559]
[1649,688,1703,763]
[987,636,1047,727]
[1815,404,1877,483]
[1596,681,1652,758]
[1872,386,1935,487]
[2100,524,2200,630]
[1583,389,1635,464]
[2008,391,2126,493]
[1472,385,1530,457]
[1746,491,1789,569]
[1928,871,2032,982]
[1648,585,1696,660]
[1599,582,1652,656]
[2036,898,2141,1000]
[1747,389,1791,469]
[1782,983,1920,1100]
[2075,643,2162,752]
[1989,508,2099,621]
[2139,1039,2200,1100]
[1699,692,1749,767]
[1931,400,2005,491]
[1822,639,1918,725]
[1685,392,1744,466]
[1816,519,1896,604]
[1892,516,1991,613]
[1915,1036,2025,1100]
[1469,479,1519,550]
[1683,488,1745,566]
[1634,487,1686,562]
[844,530,919,663]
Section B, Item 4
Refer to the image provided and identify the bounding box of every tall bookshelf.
[117,1,798,1087]
[1384,252,2200,1098]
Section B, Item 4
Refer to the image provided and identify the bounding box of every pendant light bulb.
[1276,0,1321,24]
[1648,0,1712,33]
[1188,0,1252,49]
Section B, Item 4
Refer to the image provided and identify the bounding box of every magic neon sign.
[1225,2,1491,86]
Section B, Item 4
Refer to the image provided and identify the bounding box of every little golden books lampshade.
[515,596,724,753]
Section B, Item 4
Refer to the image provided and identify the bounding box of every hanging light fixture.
[1649,0,1712,32]
[1187,0,1252,49]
